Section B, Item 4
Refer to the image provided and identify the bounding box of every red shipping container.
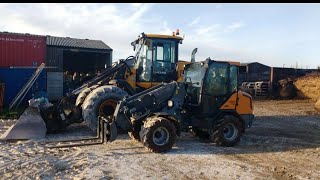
[0,32,46,67]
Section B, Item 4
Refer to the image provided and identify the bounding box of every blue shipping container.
[0,68,46,107]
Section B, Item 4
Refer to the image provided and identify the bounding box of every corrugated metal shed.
[46,36,112,50]
[272,67,316,82]
[0,31,46,67]
[46,35,113,72]
[239,62,271,83]
[46,35,112,97]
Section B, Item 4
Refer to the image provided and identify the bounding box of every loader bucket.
[0,106,47,140]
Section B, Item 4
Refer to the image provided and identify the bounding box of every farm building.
[45,35,112,100]
[0,31,112,106]
[238,62,272,85]
[239,62,317,84]
[238,61,318,97]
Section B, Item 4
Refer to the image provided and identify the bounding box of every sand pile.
[315,97,320,112]
[294,75,320,101]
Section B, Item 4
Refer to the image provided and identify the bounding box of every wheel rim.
[223,123,238,141]
[152,127,169,146]
[99,99,117,119]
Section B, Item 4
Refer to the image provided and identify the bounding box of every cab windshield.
[135,37,178,82]
[184,63,207,104]
[184,63,206,87]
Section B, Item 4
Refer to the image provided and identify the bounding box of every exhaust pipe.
[191,48,198,63]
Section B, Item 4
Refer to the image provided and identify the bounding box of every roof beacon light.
[176,29,180,35]
[172,32,176,36]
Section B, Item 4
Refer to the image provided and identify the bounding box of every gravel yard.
[0,99,319,179]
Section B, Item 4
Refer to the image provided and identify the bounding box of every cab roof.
[218,61,241,66]
[145,34,183,40]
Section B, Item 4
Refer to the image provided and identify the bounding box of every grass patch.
[0,107,26,119]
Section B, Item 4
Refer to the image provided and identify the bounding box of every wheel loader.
[2,29,255,142]
[1,31,194,140]
[79,33,192,133]
[103,58,254,153]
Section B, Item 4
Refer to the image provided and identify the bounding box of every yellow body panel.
[125,68,137,90]
[220,91,253,115]
[176,61,192,82]
[220,93,238,110]
[136,82,161,89]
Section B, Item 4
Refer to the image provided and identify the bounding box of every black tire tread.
[209,115,243,147]
[75,85,99,107]
[82,85,127,132]
[140,117,176,153]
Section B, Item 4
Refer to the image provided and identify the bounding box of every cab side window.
[204,63,229,96]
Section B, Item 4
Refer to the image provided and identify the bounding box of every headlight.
[168,100,174,107]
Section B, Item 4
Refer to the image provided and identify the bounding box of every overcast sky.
[1,3,319,68]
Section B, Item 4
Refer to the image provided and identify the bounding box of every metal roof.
[46,36,112,50]
[145,34,183,40]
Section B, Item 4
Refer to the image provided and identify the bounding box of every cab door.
[201,62,231,114]
[136,39,178,90]
[151,40,177,83]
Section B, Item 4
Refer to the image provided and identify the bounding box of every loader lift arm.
[106,81,186,142]
[70,56,134,96]
[49,34,148,131]
[49,56,136,131]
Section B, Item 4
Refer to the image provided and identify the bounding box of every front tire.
[74,85,99,123]
[140,117,176,153]
[82,85,128,132]
[75,85,99,107]
[209,116,243,147]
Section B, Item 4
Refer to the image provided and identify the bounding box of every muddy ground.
[0,99,319,179]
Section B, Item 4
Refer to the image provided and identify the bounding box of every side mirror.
[133,45,136,51]
[145,39,152,47]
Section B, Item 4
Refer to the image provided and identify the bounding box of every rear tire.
[209,116,243,147]
[140,117,176,153]
[82,85,128,132]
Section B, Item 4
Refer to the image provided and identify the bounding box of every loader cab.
[184,59,238,114]
[132,33,183,90]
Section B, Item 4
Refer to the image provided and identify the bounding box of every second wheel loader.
[104,58,254,153]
